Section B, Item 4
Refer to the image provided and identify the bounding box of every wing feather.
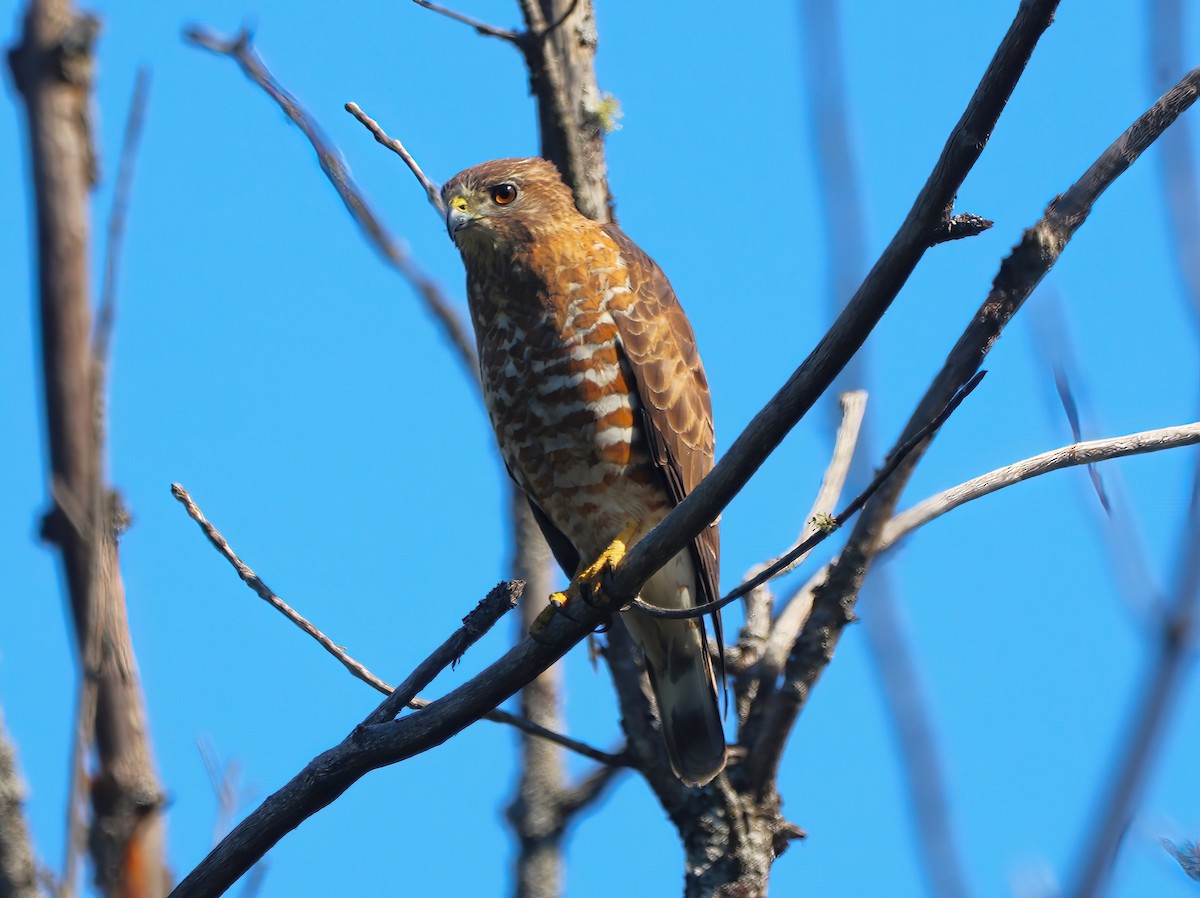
[601,223,723,649]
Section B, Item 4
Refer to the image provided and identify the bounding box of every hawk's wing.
[601,223,722,638]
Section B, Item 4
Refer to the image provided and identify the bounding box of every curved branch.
[882,423,1200,549]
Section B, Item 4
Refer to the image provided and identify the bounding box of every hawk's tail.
[626,576,727,788]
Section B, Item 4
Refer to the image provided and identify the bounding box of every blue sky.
[3,1,1199,895]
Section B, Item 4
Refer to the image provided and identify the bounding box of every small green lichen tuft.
[595,93,623,133]
[809,513,838,534]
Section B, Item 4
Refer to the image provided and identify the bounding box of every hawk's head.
[442,158,582,260]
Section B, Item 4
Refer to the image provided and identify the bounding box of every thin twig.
[183,25,478,382]
[169,484,627,768]
[1029,296,1161,620]
[730,391,864,683]
[557,761,623,819]
[754,390,867,581]
[343,102,444,215]
[410,0,519,42]
[362,580,522,726]
[198,740,245,845]
[93,67,150,367]
[631,372,985,621]
[170,484,390,692]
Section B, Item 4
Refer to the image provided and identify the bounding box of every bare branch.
[862,587,968,898]
[93,67,150,368]
[170,483,392,692]
[758,423,1200,675]
[183,25,478,384]
[363,581,522,726]
[607,0,1062,609]
[882,423,1200,551]
[410,0,520,42]
[506,488,569,898]
[170,483,627,769]
[167,570,623,898]
[343,102,444,215]
[757,389,867,581]
[1149,0,1200,322]
[747,64,1200,793]
[631,371,985,621]
[1068,534,1200,898]
[515,0,611,221]
[730,390,863,692]
[11,1,170,892]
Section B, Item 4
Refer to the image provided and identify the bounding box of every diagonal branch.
[631,371,985,621]
[411,0,520,42]
[170,483,627,768]
[182,25,479,383]
[343,102,443,215]
[746,64,1200,792]
[607,0,1061,608]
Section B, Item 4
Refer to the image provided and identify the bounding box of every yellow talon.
[575,521,639,604]
[527,523,640,636]
[530,589,573,635]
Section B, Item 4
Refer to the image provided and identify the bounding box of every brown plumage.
[443,157,725,786]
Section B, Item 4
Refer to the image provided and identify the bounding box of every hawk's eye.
[490,183,518,205]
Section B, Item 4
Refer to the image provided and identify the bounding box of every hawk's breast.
[468,234,670,558]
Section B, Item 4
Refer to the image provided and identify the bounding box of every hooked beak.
[446,195,474,239]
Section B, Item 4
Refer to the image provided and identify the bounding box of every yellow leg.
[529,522,639,634]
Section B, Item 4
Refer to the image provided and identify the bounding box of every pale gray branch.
[882,424,1200,552]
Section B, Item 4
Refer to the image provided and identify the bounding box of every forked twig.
[170,484,627,768]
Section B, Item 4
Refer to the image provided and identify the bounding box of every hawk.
[443,158,725,787]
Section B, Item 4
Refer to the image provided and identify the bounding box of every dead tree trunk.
[8,1,170,894]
